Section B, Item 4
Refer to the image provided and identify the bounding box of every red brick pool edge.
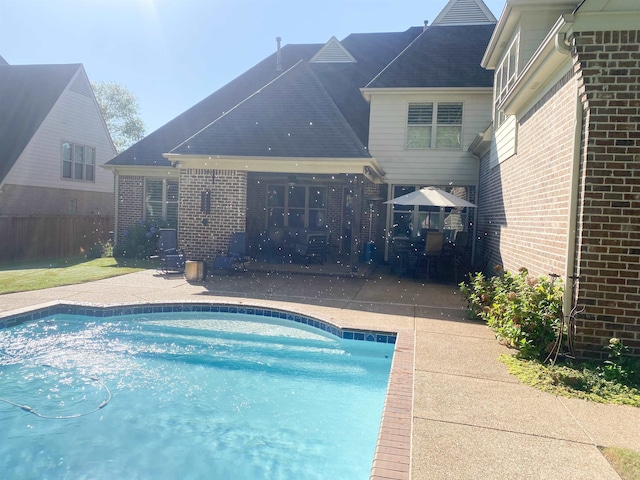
[371,329,414,480]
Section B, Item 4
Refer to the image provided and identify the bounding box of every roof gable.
[170,61,369,159]
[0,64,80,183]
[433,0,497,25]
[309,37,357,63]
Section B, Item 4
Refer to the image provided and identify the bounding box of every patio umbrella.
[385,186,476,208]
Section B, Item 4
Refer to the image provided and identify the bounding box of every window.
[494,33,519,126]
[406,103,462,149]
[62,142,96,182]
[266,185,327,229]
[145,178,178,224]
[407,103,433,149]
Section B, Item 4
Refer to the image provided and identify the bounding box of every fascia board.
[101,165,179,178]
[162,153,385,180]
[361,87,493,101]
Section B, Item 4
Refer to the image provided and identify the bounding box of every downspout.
[113,170,119,242]
[558,30,580,336]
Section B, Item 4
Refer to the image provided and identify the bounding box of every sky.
[0,0,506,134]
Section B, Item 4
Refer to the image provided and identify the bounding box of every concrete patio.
[1,266,638,479]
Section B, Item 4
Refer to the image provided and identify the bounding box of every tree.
[91,81,146,153]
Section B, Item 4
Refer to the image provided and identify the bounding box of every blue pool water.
[0,311,393,479]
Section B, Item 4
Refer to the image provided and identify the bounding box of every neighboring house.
[0,61,116,215]
[475,0,640,357]
[104,0,496,267]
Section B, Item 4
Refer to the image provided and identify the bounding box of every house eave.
[469,123,493,156]
[361,86,493,102]
[162,153,386,183]
[101,164,179,178]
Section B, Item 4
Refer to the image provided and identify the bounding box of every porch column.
[178,168,247,263]
[350,184,363,268]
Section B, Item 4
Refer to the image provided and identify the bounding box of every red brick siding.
[572,30,640,357]
[178,169,247,263]
[477,71,576,279]
[116,175,145,243]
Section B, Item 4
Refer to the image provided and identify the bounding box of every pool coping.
[0,300,414,480]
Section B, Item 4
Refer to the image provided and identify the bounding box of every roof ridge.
[303,63,370,156]
[169,60,306,154]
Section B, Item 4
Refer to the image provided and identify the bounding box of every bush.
[460,267,563,360]
[86,239,114,259]
[113,220,173,259]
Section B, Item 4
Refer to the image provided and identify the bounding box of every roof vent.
[276,37,282,71]
[309,37,357,64]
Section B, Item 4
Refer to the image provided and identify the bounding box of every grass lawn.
[0,257,156,294]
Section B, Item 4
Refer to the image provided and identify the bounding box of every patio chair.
[293,232,327,265]
[414,231,444,281]
[211,232,250,274]
[157,228,186,274]
[389,236,415,277]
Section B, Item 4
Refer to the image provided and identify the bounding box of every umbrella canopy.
[385,186,476,208]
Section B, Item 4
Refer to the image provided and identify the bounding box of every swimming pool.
[0,303,397,479]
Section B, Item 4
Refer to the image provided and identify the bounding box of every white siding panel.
[490,115,517,167]
[4,70,115,194]
[368,91,492,185]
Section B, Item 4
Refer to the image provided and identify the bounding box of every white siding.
[490,115,517,168]
[4,69,115,194]
[368,91,492,184]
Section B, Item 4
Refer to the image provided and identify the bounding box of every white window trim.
[494,31,520,126]
[61,141,96,182]
[405,102,464,150]
[144,178,178,223]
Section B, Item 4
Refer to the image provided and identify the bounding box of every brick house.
[474,0,640,357]
[104,0,496,268]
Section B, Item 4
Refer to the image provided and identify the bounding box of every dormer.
[309,37,357,64]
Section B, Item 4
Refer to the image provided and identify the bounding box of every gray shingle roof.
[0,64,80,183]
[106,29,423,167]
[106,44,321,167]
[171,61,369,158]
[106,23,495,168]
[366,24,496,88]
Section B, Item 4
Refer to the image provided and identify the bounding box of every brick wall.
[116,175,144,243]
[477,71,577,279]
[178,169,247,263]
[572,30,640,357]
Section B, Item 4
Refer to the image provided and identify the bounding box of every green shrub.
[600,338,639,384]
[460,267,563,360]
[113,220,173,259]
[86,239,114,259]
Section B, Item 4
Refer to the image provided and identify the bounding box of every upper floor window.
[145,178,178,225]
[62,142,95,181]
[406,102,463,150]
[494,33,519,126]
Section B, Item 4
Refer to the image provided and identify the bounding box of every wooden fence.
[0,215,114,263]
